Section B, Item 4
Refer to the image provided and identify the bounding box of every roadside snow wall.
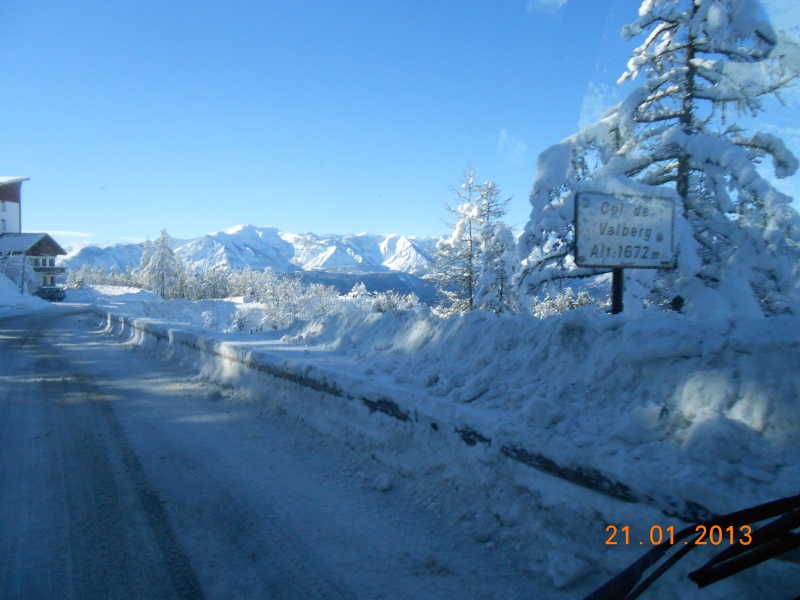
[95,306,800,598]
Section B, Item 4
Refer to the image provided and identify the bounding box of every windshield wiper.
[584,492,800,600]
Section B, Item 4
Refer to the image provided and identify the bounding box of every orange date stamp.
[605,524,753,546]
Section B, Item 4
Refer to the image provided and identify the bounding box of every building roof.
[0,177,29,187]
[0,177,29,203]
[0,233,66,256]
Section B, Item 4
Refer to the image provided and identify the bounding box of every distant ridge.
[59,224,438,301]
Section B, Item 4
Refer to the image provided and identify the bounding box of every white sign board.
[574,192,674,269]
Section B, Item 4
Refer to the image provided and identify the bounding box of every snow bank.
[70,284,162,304]
[0,273,54,317]
[92,291,800,513]
[92,292,800,598]
[282,306,800,513]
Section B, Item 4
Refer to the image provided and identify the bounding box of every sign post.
[611,268,624,314]
[574,192,675,313]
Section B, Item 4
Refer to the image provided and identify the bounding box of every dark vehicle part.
[34,286,66,302]
[584,493,800,600]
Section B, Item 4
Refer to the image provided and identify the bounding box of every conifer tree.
[428,166,514,314]
[141,229,182,298]
[476,223,520,314]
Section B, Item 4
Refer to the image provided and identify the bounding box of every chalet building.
[0,177,66,295]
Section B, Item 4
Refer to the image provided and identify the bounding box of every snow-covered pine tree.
[228,266,261,300]
[476,223,520,314]
[108,264,121,285]
[200,266,231,299]
[518,0,800,315]
[138,239,154,272]
[140,229,183,298]
[427,166,513,314]
[172,260,195,299]
[123,263,136,287]
[65,263,91,288]
[255,267,281,306]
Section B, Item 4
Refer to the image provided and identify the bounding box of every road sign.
[574,192,675,269]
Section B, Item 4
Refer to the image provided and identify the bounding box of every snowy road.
[0,309,540,600]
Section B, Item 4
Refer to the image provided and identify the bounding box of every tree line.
[66,230,425,329]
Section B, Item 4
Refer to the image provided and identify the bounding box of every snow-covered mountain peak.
[221,224,250,235]
[61,224,436,278]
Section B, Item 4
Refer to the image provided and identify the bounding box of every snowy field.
[3,282,799,597]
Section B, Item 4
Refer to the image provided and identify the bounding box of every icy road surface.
[0,309,544,600]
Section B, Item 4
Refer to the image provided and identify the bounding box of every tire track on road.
[0,311,204,600]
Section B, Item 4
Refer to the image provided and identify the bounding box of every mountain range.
[60,225,439,301]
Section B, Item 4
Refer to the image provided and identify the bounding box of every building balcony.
[32,265,65,274]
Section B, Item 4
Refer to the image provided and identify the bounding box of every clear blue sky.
[1,0,798,247]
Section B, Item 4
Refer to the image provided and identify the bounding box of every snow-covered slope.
[61,242,144,272]
[380,234,433,275]
[177,225,298,273]
[279,231,434,274]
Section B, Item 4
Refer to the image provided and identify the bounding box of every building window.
[1,201,5,212]
[1,219,6,232]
